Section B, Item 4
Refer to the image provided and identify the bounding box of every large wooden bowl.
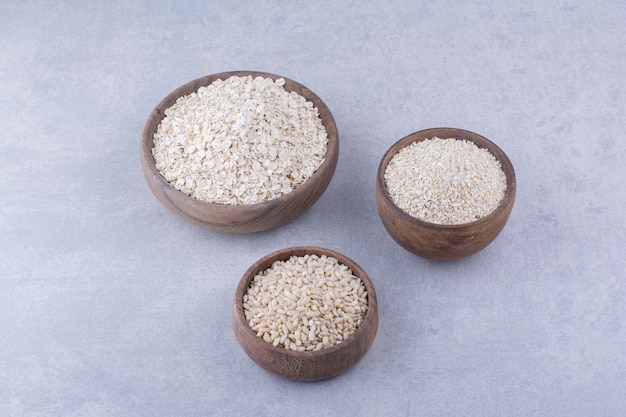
[232,246,378,381]
[140,71,339,233]
[376,127,516,261]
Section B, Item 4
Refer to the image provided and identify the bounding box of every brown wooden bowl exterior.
[140,71,339,233]
[232,246,378,381]
[376,128,516,261]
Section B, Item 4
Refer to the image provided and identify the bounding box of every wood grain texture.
[232,246,378,381]
[140,71,339,233]
[376,128,516,261]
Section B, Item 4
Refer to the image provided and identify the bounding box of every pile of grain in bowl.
[384,137,506,225]
[243,254,368,352]
[152,75,328,205]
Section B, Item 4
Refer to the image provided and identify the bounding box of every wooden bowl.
[140,71,339,233]
[375,127,516,261]
[232,246,378,381]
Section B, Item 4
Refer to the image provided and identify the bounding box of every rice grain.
[243,255,368,351]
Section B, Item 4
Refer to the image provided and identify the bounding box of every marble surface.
[1,1,625,416]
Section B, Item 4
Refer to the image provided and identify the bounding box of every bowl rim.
[233,246,378,359]
[140,70,339,211]
[376,127,516,230]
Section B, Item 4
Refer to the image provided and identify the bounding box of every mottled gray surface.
[1,1,625,416]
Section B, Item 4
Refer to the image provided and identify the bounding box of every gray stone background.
[1,1,625,416]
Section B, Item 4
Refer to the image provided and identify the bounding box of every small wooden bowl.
[375,127,516,261]
[232,246,378,381]
[140,71,339,233]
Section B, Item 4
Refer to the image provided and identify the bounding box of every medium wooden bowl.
[375,127,516,261]
[232,246,378,381]
[140,71,339,233]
